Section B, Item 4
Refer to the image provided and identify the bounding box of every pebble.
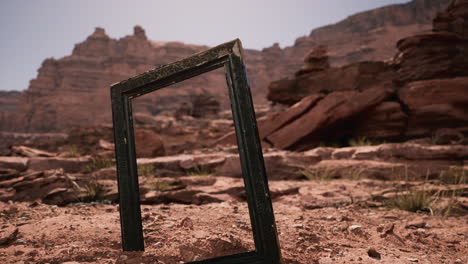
[348,225,362,231]
[406,221,426,229]
[0,226,18,245]
[367,248,381,260]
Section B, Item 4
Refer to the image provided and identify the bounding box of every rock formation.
[1,141,466,205]
[258,0,468,150]
[295,45,330,77]
[277,0,451,73]
[0,91,20,113]
[267,60,396,106]
[0,0,451,132]
[395,0,468,138]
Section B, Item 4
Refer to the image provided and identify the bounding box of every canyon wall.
[0,0,450,132]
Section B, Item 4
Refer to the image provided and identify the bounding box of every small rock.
[406,221,426,229]
[407,258,419,262]
[380,223,395,238]
[179,217,194,229]
[348,225,362,231]
[339,216,352,222]
[0,226,18,245]
[29,200,41,207]
[367,248,381,260]
[376,225,384,232]
[194,230,210,239]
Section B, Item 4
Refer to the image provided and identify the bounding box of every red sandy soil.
[0,178,466,264]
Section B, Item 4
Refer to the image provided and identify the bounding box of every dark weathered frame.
[110,39,281,263]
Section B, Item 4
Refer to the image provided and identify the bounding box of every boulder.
[295,45,330,76]
[353,102,408,139]
[0,157,28,171]
[267,88,392,150]
[134,129,165,158]
[215,94,323,146]
[394,32,468,84]
[267,61,396,105]
[433,0,468,38]
[266,79,303,105]
[0,225,18,245]
[398,78,468,137]
[399,77,468,108]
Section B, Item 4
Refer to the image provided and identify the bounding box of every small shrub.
[186,165,212,176]
[81,180,107,202]
[68,175,107,203]
[84,158,114,173]
[318,141,342,148]
[301,167,336,181]
[392,165,419,182]
[346,167,368,180]
[138,163,158,176]
[439,167,467,185]
[348,137,382,147]
[390,190,436,213]
[63,145,81,157]
[146,181,178,192]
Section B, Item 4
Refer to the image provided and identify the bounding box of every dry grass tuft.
[84,159,114,173]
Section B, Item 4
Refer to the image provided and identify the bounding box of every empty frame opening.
[111,40,281,263]
[131,68,255,262]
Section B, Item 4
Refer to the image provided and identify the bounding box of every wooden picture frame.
[110,39,282,263]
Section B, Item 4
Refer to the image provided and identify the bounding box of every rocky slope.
[0,0,451,132]
[0,140,466,263]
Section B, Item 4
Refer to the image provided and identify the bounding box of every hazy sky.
[0,0,409,92]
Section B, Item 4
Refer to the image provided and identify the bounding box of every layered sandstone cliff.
[10,26,280,132]
[1,0,451,132]
[0,91,21,131]
[285,0,450,67]
[262,0,468,150]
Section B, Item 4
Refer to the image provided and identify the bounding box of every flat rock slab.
[0,157,28,171]
[27,156,92,173]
